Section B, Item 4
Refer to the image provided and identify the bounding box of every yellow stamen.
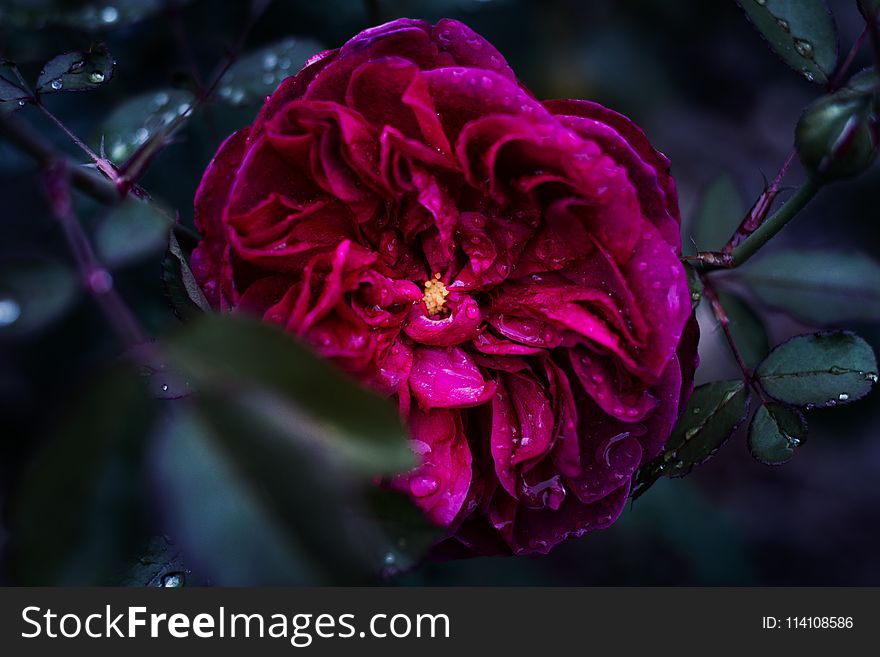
[422,273,449,317]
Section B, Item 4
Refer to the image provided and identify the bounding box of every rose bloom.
[192,18,698,556]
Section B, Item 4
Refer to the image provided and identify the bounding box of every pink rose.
[192,18,697,555]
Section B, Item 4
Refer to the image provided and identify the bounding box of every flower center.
[422,273,449,317]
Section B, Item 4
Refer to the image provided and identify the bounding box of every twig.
[829,26,869,91]
[723,149,796,253]
[695,179,822,272]
[42,161,147,348]
[700,274,767,402]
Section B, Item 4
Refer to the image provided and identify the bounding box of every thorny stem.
[829,25,869,92]
[699,274,768,402]
[694,179,822,272]
[36,101,104,166]
[0,112,200,244]
[722,148,796,253]
[43,162,147,348]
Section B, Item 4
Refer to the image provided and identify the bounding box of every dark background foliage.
[1,0,878,585]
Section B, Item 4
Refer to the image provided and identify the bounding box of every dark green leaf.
[691,174,744,252]
[95,198,170,268]
[756,331,878,407]
[153,393,404,584]
[635,380,751,495]
[151,406,325,585]
[164,313,415,476]
[0,257,79,338]
[161,229,211,320]
[0,62,30,109]
[740,250,880,324]
[735,0,838,84]
[748,402,807,465]
[95,89,194,163]
[718,291,770,369]
[37,45,115,94]
[11,367,156,584]
[217,37,324,106]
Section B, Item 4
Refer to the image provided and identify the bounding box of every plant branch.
[723,148,795,252]
[0,111,119,203]
[696,179,822,271]
[700,275,767,402]
[830,25,869,91]
[43,162,147,348]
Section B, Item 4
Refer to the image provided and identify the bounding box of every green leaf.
[740,250,880,324]
[748,402,807,465]
[164,313,415,476]
[11,367,156,584]
[0,62,30,109]
[718,291,770,369]
[691,174,744,252]
[735,0,838,84]
[151,406,327,585]
[0,256,79,338]
[756,331,878,407]
[161,229,211,320]
[37,45,115,94]
[634,380,751,495]
[95,198,170,268]
[217,37,324,106]
[95,89,194,163]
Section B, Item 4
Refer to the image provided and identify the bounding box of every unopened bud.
[795,80,878,181]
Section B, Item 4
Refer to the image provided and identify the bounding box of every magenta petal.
[410,346,495,409]
[393,408,472,526]
[404,294,483,346]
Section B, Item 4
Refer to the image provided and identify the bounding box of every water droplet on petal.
[794,39,814,59]
[838,392,849,401]
[50,78,63,90]
[409,476,440,497]
[88,71,105,84]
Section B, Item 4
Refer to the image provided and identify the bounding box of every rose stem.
[43,162,148,348]
[722,148,796,253]
[727,179,821,268]
[829,26,869,92]
[699,274,768,402]
[0,113,201,243]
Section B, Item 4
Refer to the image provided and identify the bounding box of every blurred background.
[1,0,879,585]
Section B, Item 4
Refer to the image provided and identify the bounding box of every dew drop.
[786,436,801,448]
[755,0,766,5]
[838,392,849,401]
[866,373,879,383]
[50,78,63,90]
[794,39,814,59]
[0,298,22,327]
[133,127,149,144]
[802,68,815,82]
[409,475,440,497]
[101,6,119,24]
[88,71,105,84]
[153,91,169,106]
[262,53,278,70]
[776,18,790,32]
[162,573,183,587]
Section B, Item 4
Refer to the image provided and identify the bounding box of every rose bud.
[192,19,698,556]
[795,75,879,181]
